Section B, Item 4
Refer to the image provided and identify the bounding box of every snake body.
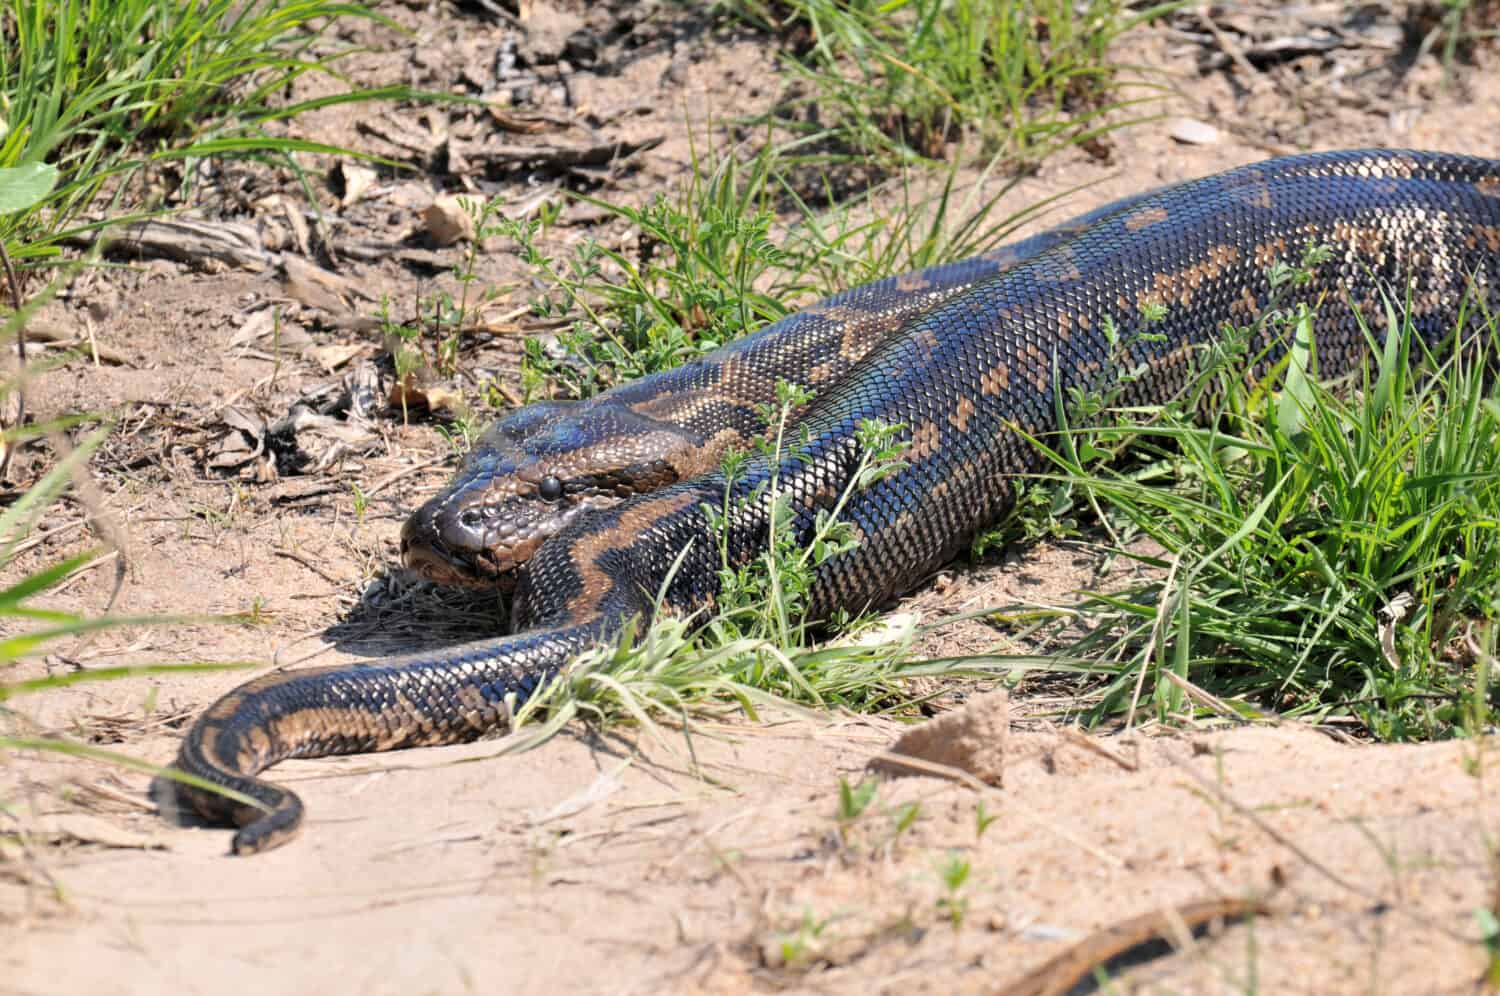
[399,189,1159,589]
[175,150,1500,854]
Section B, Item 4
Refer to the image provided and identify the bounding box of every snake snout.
[400,491,507,588]
[401,485,589,590]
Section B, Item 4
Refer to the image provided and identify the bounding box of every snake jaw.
[400,488,612,590]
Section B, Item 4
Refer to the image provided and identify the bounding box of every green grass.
[507,138,1079,398]
[717,0,1179,165]
[0,0,403,262]
[0,389,259,850]
[0,0,407,854]
[1006,291,1500,741]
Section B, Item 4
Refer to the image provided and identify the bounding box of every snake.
[172,149,1500,854]
[398,188,1161,590]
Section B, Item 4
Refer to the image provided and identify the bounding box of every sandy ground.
[5,2,1500,993]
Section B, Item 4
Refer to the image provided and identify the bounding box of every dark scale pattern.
[399,190,1163,589]
[175,150,1500,854]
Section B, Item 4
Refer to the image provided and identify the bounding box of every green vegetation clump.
[1021,290,1500,741]
[0,0,396,261]
[718,0,1178,164]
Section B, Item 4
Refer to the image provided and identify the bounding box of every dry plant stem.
[0,241,26,482]
[1196,8,1267,90]
[1056,726,1138,772]
[997,893,1273,996]
[46,429,128,624]
[1156,669,1265,724]
[1125,552,1182,733]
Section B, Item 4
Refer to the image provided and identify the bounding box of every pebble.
[1169,118,1220,145]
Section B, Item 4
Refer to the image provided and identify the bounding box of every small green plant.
[934,850,972,928]
[835,775,880,835]
[974,799,998,839]
[380,195,515,398]
[1479,907,1500,987]
[774,909,835,970]
[705,381,907,658]
[888,800,920,840]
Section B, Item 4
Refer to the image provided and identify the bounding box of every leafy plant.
[934,850,972,928]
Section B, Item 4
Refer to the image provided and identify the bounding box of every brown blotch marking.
[1123,205,1169,231]
[1023,342,1049,393]
[191,722,223,765]
[236,726,274,772]
[1330,220,1389,258]
[204,690,247,722]
[893,271,935,293]
[979,246,1022,270]
[667,425,745,479]
[1386,153,1420,179]
[711,354,745,391]
[949,396,976,433]
[914,328,940,363]
[1229,284,1259,317]
[568,491,701,607]
[1226,168,1272,210]
[456,683,499,723]
[1036,246,1082,283]
[1252,237,1288,269]
[806,358,841,385]
[1057,310,1073,342]
[1468,225,1500,252]
[1136,243,1241,311]
[908,420,942,461]
[1146,343,1197,378]
[839,308,905,363]
[980,362,1011,396]
[1477,176,1500,198]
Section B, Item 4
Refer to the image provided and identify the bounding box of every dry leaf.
[422,194,477,247]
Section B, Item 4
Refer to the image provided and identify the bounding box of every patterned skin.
[399,191,1160,589]
[174,150,1500,854]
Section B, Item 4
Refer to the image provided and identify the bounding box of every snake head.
[400,399,699,590]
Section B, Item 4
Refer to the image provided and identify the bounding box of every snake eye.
[538,476,564,501]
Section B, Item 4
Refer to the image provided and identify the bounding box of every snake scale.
[173,150,1500,854]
